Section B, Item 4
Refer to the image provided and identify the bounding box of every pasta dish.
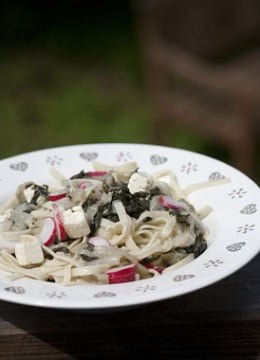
[0,161,228,285]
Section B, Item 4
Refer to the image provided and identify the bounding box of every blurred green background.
[0,1,214,157]
[0,1,257,180]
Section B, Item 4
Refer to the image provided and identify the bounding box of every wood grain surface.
[0,254,259,360]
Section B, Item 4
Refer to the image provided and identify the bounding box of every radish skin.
[106,263,136,284]
[85,171,107,177]
[36,217,56,246]
[48,192,66,201]
[52,204,67,241]
[143,263,164,273]
[159,196,187,211]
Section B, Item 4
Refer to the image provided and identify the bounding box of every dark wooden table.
[0,254,259,360]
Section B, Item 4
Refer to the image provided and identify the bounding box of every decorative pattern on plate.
[115,152,133,162]
[9,162,28,172]
[46,155,63,166]
[173,274,195,282]
[94,291,116,298]
[135,285,156,293]
[181,162,198,174]
[240,204,257,215]
[4,286,25,294]
[203,259,224,268]
[209,171,225,181]
[45,291,66,299]
[228,188,247,199]
[226,242,246,252]
[150,154,168,165]
[79,152,98,162]
[236,224,255,234]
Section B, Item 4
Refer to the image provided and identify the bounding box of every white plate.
[0,143,259,310]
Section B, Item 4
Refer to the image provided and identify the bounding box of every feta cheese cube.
[63,206,90,238]
[23,185,45,205]
[0,210,13,232]
[0,214,7,232]
[23,186,35,203]
[15,235,44,266]
[128,172,152,195]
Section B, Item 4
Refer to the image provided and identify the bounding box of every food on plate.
[0,161,229,285]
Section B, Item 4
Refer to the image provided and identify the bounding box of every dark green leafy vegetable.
[90,210,104,235]
[29,184,49,205]
[82,174,207,259]
[182,234,207,258]
[70,170,86,179]
[79,242,98,261]
[110,183,150,219]
[142,250,187,267]
[143,216,152,223]
[52,246,70,254]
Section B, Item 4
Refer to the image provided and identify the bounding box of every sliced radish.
[85,171,107,178]
[159,196,187,211]
[106,263,136,284]
[143,263,164,274]
[88,236,111,247]
[36,217,56,246]
[48,191,66,201]
[52,203,67,241]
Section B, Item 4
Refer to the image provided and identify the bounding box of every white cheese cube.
[0,214,7,223]
[23,185,45,205]
[128,172,152,194]
[23,186,35,203]
[0,210,13,232]
[0,214,8,232]
[63,206,90,238]
[15,235,44,266]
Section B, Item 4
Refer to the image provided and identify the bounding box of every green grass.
[0,47,207,159]
[0,51,151,157]
[0,5,150,157]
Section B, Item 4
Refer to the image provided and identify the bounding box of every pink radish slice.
[85,171,107,178]
[37,217,56,246]
[48,191,66,201]
[52,203,67,241]
[106,264,136,284]
[88,236,111,247]
[159,196,187,211]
